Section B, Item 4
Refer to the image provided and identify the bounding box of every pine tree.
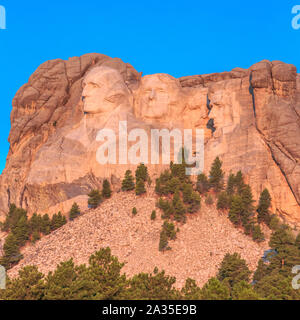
[157,198,174,219]
[41,214,51,235]
[217,253,251,288]
[182,183,193,204]
[135,163,148,182]
[172,190,186,222]
[51,212,66,231]
[69,202,80,221]
[240,184,255,229]
[209,157,224,192]
[196,173,210,194]
[121,170,135,191]
[226,173,236,195]
[13,215,29,246]
[167,177,181,194]
[102,179,112,199]
[151,210,156,220]
[135,179,146,196]
[132,207,137,215]
[252,224,265,242]
[29,213,41,234]
[187,191,201,213]
[231,281,261,300]
[159,231,169,251]
[217,192,230,210]
[269,214,281,231]
[269,225,295,250]
[88,189,102,208]
[234,171,245,194]
[0,233,23,269]
[32,230,41,243]
[228,195,243,226]
[257,188,272,225]
[201,278,230,300]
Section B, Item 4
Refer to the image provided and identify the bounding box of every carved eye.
[105,93,124,103]
[89,82,100,88]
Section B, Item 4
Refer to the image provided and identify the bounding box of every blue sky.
[0,0,299,173]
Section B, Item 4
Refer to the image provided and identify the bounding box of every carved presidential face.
[82,66,132,114]
[135,74,182,121]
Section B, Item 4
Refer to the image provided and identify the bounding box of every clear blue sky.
[0,0,299,173]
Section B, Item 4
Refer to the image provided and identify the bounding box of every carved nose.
[149,89,156,100]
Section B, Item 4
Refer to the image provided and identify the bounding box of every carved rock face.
[82,66,132,114]
[135,74,183,122]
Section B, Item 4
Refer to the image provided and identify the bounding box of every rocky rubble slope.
[8,188,270,288]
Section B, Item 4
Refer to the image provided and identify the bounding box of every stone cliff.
[0,54,299,225]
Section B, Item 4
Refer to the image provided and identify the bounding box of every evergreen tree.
[135,163,148,182]
[172,190,186,222]
[269,225,295,250]
[252,224,265,242]
[181,278,202,300]
[234,170,245,194]
[228,195,243,226]
[102,179,112,199]
[122,269,179,300]
[88,189,102,208]
[240,184,255,229]
[29,213,43,235]
[13,215,29,246]
[157,198,174,219]
[32,230,41,243]
[226,173,236,195]
[187,191,201,213]
[41,214,51,235]
[217,253,251,288]
[69,202,80,221]
[254,273,300,300]
[151,210,156,220]
[132,207,137,215]
[155,170,172,195]
[167,177,181,194]
[257,188,272,225]
[196,173,210,194]
[135,179,146,195]
[217,192,230,210]
[158,222,177,252]
[159,231,169,251]
[201,278,230,300]
[121,170,135,191]
[0,233,23,269]
[51,212,66,231]
[162,221,177,240]
[269,214,281,231]
[209,157,224,192]
[231,281,261,300]
[182,183,193,204]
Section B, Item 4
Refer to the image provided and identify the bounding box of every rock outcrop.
[0,54,299,226]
